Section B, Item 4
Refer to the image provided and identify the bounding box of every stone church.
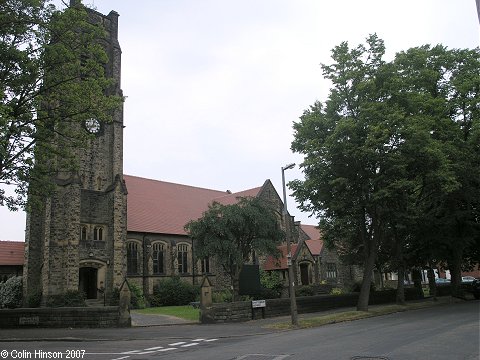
[22,2,353,305]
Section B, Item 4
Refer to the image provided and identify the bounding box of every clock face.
[85,118,101,134]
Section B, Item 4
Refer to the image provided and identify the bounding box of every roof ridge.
[124,174,229,195]
[213,186,262,200]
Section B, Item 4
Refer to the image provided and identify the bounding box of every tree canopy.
[185,196,284,301]
[290,34,480,310]
[0,0,122,210]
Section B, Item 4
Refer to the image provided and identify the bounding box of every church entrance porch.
[79,267,98,299]
[300,263,310,285]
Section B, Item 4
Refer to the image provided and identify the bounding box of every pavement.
[0,296,465,342]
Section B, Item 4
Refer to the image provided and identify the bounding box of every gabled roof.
[264,224,323,271]
[263,243,299,270]
[0,241,24,266]
[125,175,263,236]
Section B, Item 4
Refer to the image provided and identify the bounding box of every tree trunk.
[357,239,378,311]
[450,246,464,299]
[427,266,437,300]
[231,264,243,302]
[396,264,406,305]
[412,267,424,299]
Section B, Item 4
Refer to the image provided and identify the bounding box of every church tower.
[23,2,127,305]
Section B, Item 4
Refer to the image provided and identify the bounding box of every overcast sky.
[1,0,479,241]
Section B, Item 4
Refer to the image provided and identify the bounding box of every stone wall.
[0,307,125,328]
[204,288,425,323]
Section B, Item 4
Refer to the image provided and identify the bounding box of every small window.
[326,263,337,278]
[93,226,103,241]
[127,242,139,275]
[152,243,165,275]
[201,257,210,274]
[177,244,189,274]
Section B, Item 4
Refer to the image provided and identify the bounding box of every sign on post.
[251,299,266,308]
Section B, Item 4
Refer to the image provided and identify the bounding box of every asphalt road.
[0,300,478,360]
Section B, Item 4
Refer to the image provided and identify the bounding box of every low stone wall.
[205,288,425,323]
[0,306,127,328]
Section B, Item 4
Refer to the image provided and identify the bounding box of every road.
[0,300,478,360]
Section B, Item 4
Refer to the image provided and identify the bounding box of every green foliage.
[46,290,86,307]
[330,287,344,295]
[350,281,376,293]
[109,287,120,306]
[290,34,479,308]
[26,291,42,308]
[0,0,122,210]
[128,282,146,309]
[185,196,284,300]
[212,290,233,303]
[260,270,283,298]
[151,277,198,306]
[0,276,23,308]
[295,285,316,297]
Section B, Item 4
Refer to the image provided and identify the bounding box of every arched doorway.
[300,263,310,285]
[79,267,98,299]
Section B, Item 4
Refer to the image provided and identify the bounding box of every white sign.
[252,300,266,308]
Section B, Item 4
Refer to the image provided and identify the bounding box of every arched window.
[93,226,103,241]
[127,242,139,275]
[177,244,189,274]
[152,243,165,275]
[81,226,87,241]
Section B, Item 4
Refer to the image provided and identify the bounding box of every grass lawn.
[133,305,200,322]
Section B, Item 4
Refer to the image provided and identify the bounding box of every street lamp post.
[281,163,298,326]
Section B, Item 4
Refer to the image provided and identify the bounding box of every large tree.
[290,35,467,311]
[0,0,122,210]
[185,197,284,301]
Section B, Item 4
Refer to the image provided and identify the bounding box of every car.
[435,278,451,284]
[461,276,476,283]
[468,278,480,299]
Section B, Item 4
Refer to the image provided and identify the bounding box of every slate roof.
[124,175,262,236]
[0,241,24,266]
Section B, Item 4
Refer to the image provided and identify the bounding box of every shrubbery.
[46,290,86,307]
[295,285,316,297]
[150,277,198,306]
[260,270,283,299]
[128,282,146,309]
[0,276,23,308]
[212,289,233,303]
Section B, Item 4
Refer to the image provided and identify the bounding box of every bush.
[260,270,283,299]
[151,277,198,306]
[0,276,23,309]
[128,282,146,309]
[330,287,344,295]
[211,289,233,303]
[351,281,376,293]
[27,291,42,308]
[296,285,316,297]
[109,287,120,306]
[46,290,86,307]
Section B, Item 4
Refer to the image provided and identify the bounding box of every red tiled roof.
[301,224,321,241]
[125,175,262,235]
[264,224,323,270]
[263,244,299,270]
[305,239,323,256]
[0,241,24,266]
[214,187,261,205]
[300,225,323,255]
